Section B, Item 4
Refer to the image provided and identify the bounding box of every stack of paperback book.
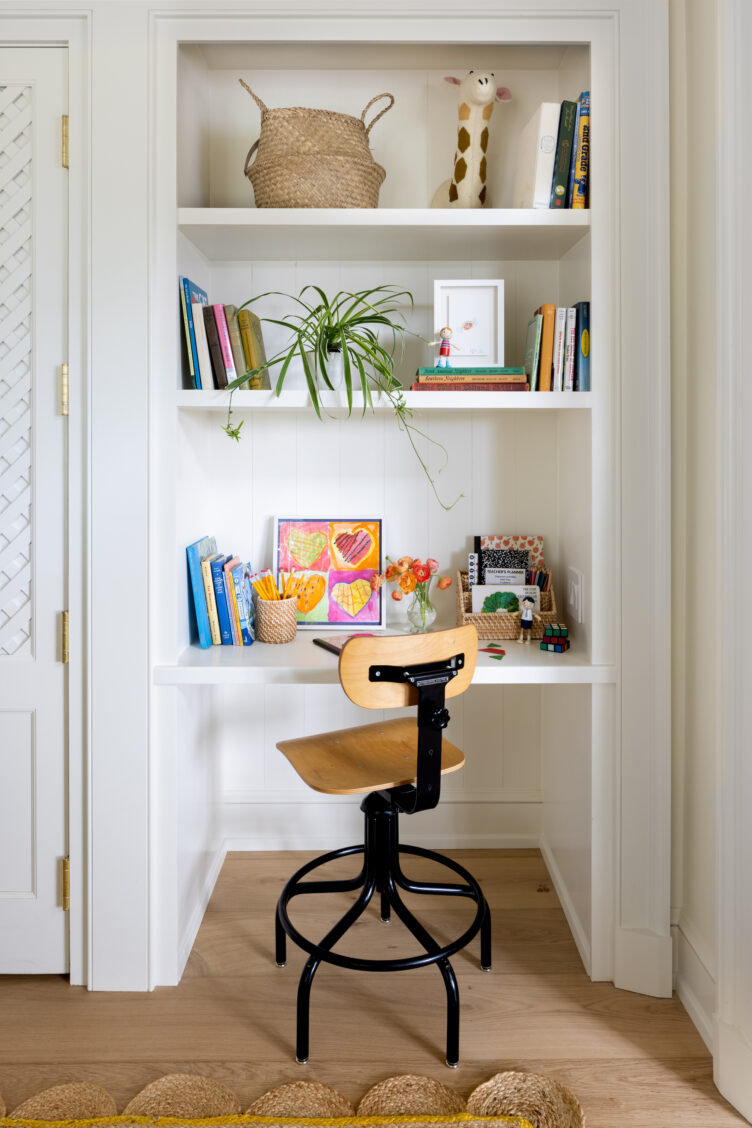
[180,277,270,392]
[410,366,529,392]
[186,535,255,648]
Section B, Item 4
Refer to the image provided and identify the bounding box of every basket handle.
[244,140,260,177]
[238,78,267,114]
[361,93,395,135]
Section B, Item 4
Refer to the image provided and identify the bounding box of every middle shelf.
[177,389,593,412]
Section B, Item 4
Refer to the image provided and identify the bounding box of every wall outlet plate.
[567,567,584,623]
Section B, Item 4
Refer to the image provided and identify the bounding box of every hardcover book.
[210,554,234,644]
[571,91,590,209]
[186,535,218,649]
[202,305,227,389]
[410,381,529,392]
[513,102,562,209]
[223,555,242,644]
[179,277,208,389]
[524,314,544,391]
[200,552,223,645]
[534,303,556,391]
[574,301,591,391]
[224,305,250,389]
[191,300,214,392]
[550,100,577,208]
[237,308,271,389]
[563,307,577,391]
[552,306,568,391]
[213,304,238,385]
[415,368,526,384]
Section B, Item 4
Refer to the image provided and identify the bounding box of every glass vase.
[406,581,437,633]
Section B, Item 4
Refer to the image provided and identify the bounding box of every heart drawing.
[333,528,373,566]
[287,529,327,569]
[331,578,372,618]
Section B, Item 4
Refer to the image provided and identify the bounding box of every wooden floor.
[0,850,744,1126]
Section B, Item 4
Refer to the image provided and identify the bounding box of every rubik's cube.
[540,623,570,653]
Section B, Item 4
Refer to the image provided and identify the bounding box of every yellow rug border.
[0,1115,534,1128]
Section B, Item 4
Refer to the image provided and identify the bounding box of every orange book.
[535,304,556,391]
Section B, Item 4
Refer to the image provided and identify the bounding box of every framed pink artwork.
[273,517,385,629]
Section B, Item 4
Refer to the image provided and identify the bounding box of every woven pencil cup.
[240,80,394,209]
[455,570,559,640]
[255,596,298,644]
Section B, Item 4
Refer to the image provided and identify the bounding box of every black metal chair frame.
[275,649,492,1067]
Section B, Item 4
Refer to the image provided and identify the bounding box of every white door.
[0,47,68,972]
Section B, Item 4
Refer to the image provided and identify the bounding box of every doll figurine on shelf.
[517,594,537,644]
[432,326,461,368]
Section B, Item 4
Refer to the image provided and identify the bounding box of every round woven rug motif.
[123,1073,241,1118]
[357,1074,466,1116]
[246,1080,355,1117]
[10,1082,117,1121]
[467,1071,585,1128]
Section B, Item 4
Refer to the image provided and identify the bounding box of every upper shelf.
[178,208,591,263]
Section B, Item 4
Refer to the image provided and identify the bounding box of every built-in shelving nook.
[150,5,671,1005]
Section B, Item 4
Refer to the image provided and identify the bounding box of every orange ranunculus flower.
[398,570,417,594]
[413,562,431,583]
[437,575,452,590]
[391,589,403,602]
[384,563,400,582]
[369,573,383,592]
[397,556,413,571]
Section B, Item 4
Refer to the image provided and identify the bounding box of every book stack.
[540,624,570,653]
[186,536,255,648]
[524,300,589,391]
[513,91,590,210]
[410,366,529,392]
[180,277,270,391]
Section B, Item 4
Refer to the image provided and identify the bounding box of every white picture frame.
[433,279,504,367]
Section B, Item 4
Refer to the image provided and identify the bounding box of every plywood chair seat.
[278,717,465,796]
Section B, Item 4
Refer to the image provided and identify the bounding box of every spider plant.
[223,284,461,510]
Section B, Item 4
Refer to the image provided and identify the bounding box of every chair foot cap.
[445,1060,459,1069]
[276,961,286,968]
[482,965,492,972]
[296,1057,308,1065]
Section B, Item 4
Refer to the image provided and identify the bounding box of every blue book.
[186,535,217,649]
[232,562,255,646]
[574,301,590,391]
[180,277,208,390]
[210,554,234,645]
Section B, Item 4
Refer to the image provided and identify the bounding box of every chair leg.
[481,899,492,971]
[380,890,391,923]
[295,874,377,1064]
[387,881,461,1067]
[275,903,287,967]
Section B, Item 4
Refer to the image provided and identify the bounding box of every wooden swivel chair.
[275,625,491,1068]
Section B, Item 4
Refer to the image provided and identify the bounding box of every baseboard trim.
[539,832,592,975]
[176,842,227,981]
[672,918,716,1052]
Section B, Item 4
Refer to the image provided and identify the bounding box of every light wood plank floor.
[0,850,744,1127]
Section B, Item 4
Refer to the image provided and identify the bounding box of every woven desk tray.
[455,570,558,640]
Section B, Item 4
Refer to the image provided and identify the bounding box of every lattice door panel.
[0,84,32,657]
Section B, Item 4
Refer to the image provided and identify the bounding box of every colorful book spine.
[566,96,583,206]
[186,535,217,649]
[179,284,197,389]
[213,305,238,385]
[200,553,222,645]
[416,372,526,385]
[180,278,208,389]
[525,313,544,391]
[224,305,249,388]
[202,305,227,388]
[223,555,242,644]
[191,301,214,391]
[571,91,590,209]
[410,382,529,392]
[210,555,234,644]
[563,307,577,391]
[535,303,556,391]
[231,562,254,646]
[552,306,567,391]
[574,301,591,391]
[550,100,577,208]
[417,366,525,376]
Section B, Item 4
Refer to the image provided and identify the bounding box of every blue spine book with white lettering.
[180,277,209,390]
[574,301,590,391]
[186,535,217,649]
[210,554,234,644]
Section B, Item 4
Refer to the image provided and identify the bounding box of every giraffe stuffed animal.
[431,72,511,208]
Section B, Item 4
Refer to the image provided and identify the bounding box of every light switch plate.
[567,567,584,623]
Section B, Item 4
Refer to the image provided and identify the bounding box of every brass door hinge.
[61,611,69,664]
[61,364,69,416]
[61,115,69,169]
[62,857,70,911]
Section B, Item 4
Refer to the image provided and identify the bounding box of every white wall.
[669,0,718,1049]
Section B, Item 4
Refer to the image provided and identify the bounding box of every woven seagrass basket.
[240,79,394,209]
[456,570,558,640]
[255,595,298,644]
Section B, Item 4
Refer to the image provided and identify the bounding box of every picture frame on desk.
[433,279,504,368]
[273,517,385,629]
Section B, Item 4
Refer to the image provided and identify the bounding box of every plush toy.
[431,71,511,209]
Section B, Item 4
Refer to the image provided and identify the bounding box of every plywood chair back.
[338,625,477,709]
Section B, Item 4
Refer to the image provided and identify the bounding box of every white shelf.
[178,207,591,263]
[154,634,613,688]
[177,389,592,412]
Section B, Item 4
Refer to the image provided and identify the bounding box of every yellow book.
[236,308,271,390]
[571,92,590,209]
[200,554,222,645]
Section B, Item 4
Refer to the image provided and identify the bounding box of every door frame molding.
[0,14,91,986]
